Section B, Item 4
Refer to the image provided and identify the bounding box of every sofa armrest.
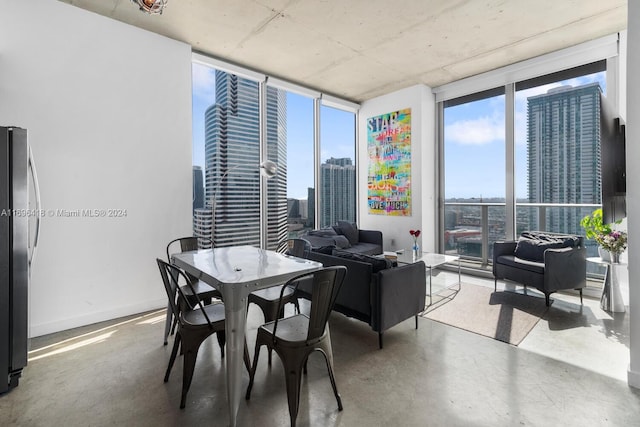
[371,261,426,333]
[359,229,383,247]
[492,241,517,275]
[544,246,586,291]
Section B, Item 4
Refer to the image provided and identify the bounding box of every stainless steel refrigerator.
[1,126,40,394]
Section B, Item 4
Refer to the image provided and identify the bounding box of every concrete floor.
[1,273,639,427]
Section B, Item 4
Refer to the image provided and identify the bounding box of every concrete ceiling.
[59,0,627,103]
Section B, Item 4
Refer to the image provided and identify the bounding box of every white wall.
[0,0,193,336]
[626,1,640,389]
[358,85,436,252]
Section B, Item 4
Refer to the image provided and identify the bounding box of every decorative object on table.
[410,229,421,257]
[367,108,412,216]
[131,0,168,14]
[580,208,627,262]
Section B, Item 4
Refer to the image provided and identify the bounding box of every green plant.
[580,208,611,240]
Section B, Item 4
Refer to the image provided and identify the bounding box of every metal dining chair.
[163,236,222,345]
[245,266,347,427]
[247,239,311,364]
[156,258,227,409]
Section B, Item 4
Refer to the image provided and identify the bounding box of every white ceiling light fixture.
[131,0,168,15]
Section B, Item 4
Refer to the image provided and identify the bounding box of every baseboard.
[629,366,640,389]
[29,298,166,338]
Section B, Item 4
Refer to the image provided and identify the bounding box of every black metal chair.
[156,258,227,409]
[163,236,222,345]
[247,239,310,364]
[245,266,347,427]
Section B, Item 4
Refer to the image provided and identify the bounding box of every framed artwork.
[367,108,412,216]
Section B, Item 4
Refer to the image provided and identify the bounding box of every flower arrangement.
[598,230,627,254]
[409,229,421,251]
[580,208,627,255]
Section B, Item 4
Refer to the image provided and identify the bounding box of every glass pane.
[266,89,315,246]
[319,106,356,228]
[192,64,262,248]
[515,71,606,254]
[443,94,506,264]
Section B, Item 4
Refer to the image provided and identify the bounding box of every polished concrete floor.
[1,273,639,427]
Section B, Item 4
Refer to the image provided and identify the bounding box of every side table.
[586,257,626,313]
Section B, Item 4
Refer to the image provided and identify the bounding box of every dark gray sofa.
[493,231,586,306]
[298,248,426,349]
[301,221,383,255]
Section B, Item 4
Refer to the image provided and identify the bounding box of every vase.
[412,244,420,259]
[610,251,620,264]
[598,246,610,262]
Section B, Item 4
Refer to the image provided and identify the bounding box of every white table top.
[586,256,627,266]
[172,245,322,289]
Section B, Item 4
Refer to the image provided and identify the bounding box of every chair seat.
[181,280,221,299]
[250,285,295,303]
[260,314,317,345]
[182,303,226,328]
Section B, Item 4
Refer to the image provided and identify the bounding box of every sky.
[192,63,355,200]
[444,71,607,199]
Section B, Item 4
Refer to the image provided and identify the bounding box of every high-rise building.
[194,71,287,249]
[319,157,356,227]
[527,82,602,234]
[192,166,204,211]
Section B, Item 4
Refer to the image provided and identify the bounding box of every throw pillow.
[336,220,359,245]
[333,235,351,249]
[514,238,564,262]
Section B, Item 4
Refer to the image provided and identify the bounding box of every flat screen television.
[599,92,626,224]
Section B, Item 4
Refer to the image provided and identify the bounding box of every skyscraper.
[527,82,602,234]
[192,166,204,211]
[193,71,287,249]
[320,157,356,227]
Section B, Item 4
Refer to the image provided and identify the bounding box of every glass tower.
[194,71,287,249]
[526,82,602,234]
[319,157,356,228]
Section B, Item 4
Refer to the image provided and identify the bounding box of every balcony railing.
[443,201,605,282]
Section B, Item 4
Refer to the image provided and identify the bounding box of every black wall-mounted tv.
[599,92,626,224]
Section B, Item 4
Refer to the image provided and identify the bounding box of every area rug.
[422,283,550,345]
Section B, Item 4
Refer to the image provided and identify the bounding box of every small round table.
[586,257,626,313]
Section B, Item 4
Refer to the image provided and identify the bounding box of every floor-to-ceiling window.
[514,62,607,261]
[437,41,617,278]
[319,105,357,228]
[192,64,265,248]
[443,88,506,267]
[192,57,358,249]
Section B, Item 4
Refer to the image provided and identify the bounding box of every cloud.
[192,63,216,104]
[445,114,504,145]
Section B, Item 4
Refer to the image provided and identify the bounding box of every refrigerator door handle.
[28,145,41,272]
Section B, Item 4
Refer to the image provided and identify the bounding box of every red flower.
[410,229,421,238]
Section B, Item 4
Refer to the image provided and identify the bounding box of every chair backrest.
[287,238,311,258]
[156,258,213,326]
[166,236,212,263]
[276,266,346,343]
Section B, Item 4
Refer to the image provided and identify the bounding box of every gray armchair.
[493,231,587,306]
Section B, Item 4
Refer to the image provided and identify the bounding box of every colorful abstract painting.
[367,108,412,216]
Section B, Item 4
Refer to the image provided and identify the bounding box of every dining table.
[172,245,323,427]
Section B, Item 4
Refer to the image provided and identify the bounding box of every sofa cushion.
[335,221,359,245]
[332,249,392,273]
[303,234,336,249]
[497,254,545,274]
[333,235,351,249]
[347,242,380,256]
[307,227,338,237]
[514,233,579,262]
